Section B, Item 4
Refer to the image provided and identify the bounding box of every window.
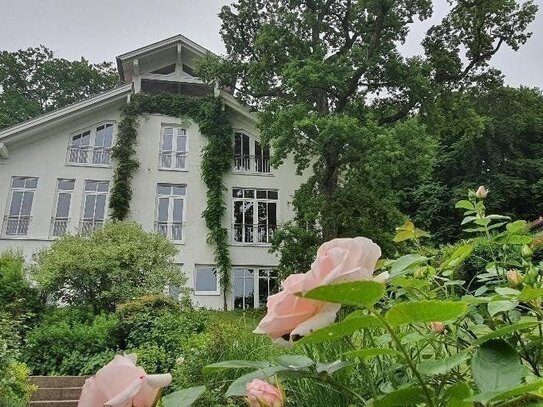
[194,265,220,295]
[51,179,75,237]
[159,126,188,170]
[233,132,270,173]
[232,188,278,244]
[3,177,38,236]
[233,268,278,309]
[67,123,114,166]
[80,180,109,235]
[156,184,186,242]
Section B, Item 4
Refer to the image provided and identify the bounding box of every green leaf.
[204,360,271,373]
[475,322,538,345]
[296,315,384,345]
[343,348,400,360]
[162,386,206,407]
[461,216,477,225]
[471,340,523,394]
[374,386,426,407]
[487,300,518,317]
[469,379,543,404]
[393,230,414,242]
[274,355,313,369]
[456,200,475,210]
[316,360,353,374]
[506,220,528,234]
[444,382,473,407]
[225,367,285,397]
[385,301,468,326]
[418,351,470,376]
[441,244,473,269]
[519,287,543,301]
[390,254,428,277]
[303,281,385,307]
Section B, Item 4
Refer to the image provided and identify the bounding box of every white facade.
[0,35,305,310]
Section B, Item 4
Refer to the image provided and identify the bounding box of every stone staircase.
[29,376,86,407]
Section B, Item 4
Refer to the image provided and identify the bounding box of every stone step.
[31,387,82,401]
[30,376,88,389]
[29,401,78,407]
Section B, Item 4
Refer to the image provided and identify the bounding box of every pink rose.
[246,379,284,407]
[254,237,382,345]
[78,354,171,407]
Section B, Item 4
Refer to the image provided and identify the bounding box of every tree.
[0,45,117,129]
[201,0,537,271]
[33,222,184,313]
[404,86,543,243]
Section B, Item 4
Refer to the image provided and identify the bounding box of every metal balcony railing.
[79,219,104,236]
[155,221,185,242]
[233,155,271,174]
[159,151,187,170]
[67,146,111,166]
[232,223,276,244]
[51,217,69,237]
[3,215,31,236]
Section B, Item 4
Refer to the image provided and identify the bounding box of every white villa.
[0,35,304,310]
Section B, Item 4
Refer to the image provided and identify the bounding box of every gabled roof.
[116,34,214,83]
[0,84,133,145]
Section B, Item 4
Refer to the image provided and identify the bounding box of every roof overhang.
[0,84,133,146]
[116,34,214,83]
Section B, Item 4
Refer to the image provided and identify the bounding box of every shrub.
[22,307,120,375]
[0,314,34,406]
[0,251,43,318]
[32,222,185,313]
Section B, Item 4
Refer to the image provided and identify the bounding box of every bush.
[0,251,43,319]
[22,307,120,375]
[0,314,34,406]
[33,222,185,313]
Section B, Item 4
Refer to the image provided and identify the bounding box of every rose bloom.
[246,379,284,407]
[254,237,384,345]
[78,354,171,407]
[475,186,489,199]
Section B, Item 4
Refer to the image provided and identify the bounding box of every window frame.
[194,265,221,296]
[50,178,75,238]
[80,180,109,234]
[65,121,115,167]
[232,130,272,175]
[232,267,278,309]
[2,176,38,237]
[155,183,187,243]
[158,124,189,171]
[231,188,279,245]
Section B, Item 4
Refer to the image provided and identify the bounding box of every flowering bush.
[174,187,543,406]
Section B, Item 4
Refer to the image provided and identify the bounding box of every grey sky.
[0,0,541,88]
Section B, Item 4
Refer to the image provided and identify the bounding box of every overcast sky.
[0,0,541,88]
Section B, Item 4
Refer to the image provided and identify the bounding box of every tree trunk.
[320,141,339,241]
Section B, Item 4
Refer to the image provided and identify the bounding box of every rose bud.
[246,379,284,407]
[431,321,445,334]
[507,269,524,287]
[475,186,489,199]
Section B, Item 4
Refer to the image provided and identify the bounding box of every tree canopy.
[0,45,117,129]
[201,0,538,273]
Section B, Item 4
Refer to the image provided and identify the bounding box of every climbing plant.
[110,93,233,309]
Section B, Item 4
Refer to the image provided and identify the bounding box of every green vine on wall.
[110,93,233,309]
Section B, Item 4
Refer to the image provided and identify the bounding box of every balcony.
[232,223,276,244]
[155,221,184,242]
[79,219,104,236]
[3,215,31,236]
[159,151,187,170]
[233,155,271,174]
[51,217,69,237]
[67,146,111,166]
